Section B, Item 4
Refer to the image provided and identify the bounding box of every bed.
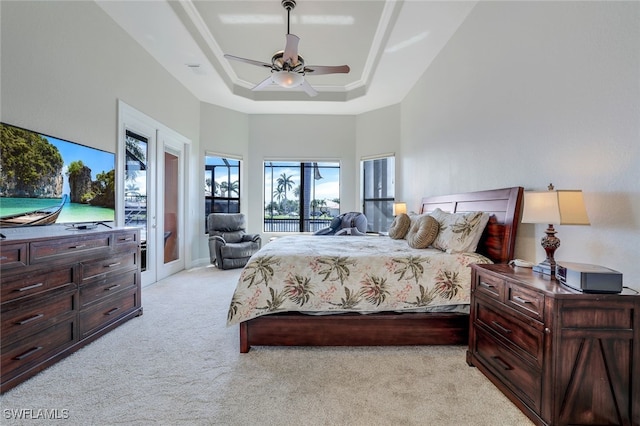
[229,186,523,353]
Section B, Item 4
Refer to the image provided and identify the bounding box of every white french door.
[118,101,188,286]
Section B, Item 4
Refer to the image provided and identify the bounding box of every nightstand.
[467,263,640,426]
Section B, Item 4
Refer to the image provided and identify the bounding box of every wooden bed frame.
[239,186,524,353]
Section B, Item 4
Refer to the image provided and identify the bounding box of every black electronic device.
[556,261,623,293]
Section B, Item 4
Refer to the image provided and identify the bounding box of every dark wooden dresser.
[467,263,639,426]
[1,225,142,393]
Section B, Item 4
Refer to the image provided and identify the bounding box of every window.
[362,156,395,232]
[205,155,240,231]
[264,161,340,233]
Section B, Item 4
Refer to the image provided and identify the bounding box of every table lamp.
[521,184,590,276]
[393,202,407,216]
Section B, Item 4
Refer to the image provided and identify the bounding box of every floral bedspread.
[227,235,492,325]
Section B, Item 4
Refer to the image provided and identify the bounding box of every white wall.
[1,0,202,267]
[198,102,249,264]
[246,114,357,237]
[400,1,640,289]
[355,104,402,204]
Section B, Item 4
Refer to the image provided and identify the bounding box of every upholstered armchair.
[207,213,262,269]
[314,212,368,236]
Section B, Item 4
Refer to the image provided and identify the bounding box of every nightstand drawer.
[476,273,504,300]
[475,299,544,366]
[475,328,541,411]
[506,283,544,320]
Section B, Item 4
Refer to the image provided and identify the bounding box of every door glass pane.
[164,151,179,264]
[125,131,148,271]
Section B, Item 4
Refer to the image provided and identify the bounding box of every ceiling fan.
[223,0,350,97]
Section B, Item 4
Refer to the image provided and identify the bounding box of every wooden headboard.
[420,186,524,264]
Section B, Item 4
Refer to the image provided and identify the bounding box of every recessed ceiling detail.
[222,0,352,98]
[97,0,478,114]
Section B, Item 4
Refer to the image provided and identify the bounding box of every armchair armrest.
[242,234,261,244]
[210,235,227,245]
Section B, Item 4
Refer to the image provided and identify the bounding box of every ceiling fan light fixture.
[272,71,304,88]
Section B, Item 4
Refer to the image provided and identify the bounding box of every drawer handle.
[15,346,43,361]
[513,296,531,304]
[70,244,87,249]
[479,281,496,289]
[491,355,513,371]
[106,307,120,316]
[119,237,134,242]
[17,313,44,325]
[16,282,44,292]
[106,262,122,268]
[105,284,121,291]
[491,321,512,334]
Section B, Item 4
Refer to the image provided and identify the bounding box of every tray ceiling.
[97,0,477,114]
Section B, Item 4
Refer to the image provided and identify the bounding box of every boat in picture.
[0,195,67,227]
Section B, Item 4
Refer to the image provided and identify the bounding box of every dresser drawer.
[506,283,544,320]
[475,299,544,366]
[114,231,138,246]
[81,252,137,283]
[79,270,138,308]
[1,318,76,382]
[1,289,76,347]
[30,234,111,263]
[474,328,541,411]
[476,272,504,301]
[0,243,28,270]
[79,288,139,338]
[1,267,75,303]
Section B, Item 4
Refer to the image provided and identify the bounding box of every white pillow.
[429,208,490,253]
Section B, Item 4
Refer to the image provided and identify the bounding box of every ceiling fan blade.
[252,75,274,92]
[300,80,318,97]
[224,54,272,69]
[304,65,350,76]
[283,33,300,67]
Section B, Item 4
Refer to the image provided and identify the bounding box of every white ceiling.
[97,0,477,115]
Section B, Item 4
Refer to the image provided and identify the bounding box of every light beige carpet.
[1,266,533,425]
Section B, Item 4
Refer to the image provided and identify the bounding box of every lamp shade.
[272,71,304,88]
[522,190,590,225]
[393,202,407,216]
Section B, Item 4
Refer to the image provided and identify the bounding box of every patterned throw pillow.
[429,208,490,253]
[406,214,439,249]
[388,213,411,239]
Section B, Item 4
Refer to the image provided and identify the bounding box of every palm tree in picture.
[276,173,295,213]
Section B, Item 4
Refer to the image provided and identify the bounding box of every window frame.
[362,155,396,233]
[263,160,341,233]
[204,154,241,233]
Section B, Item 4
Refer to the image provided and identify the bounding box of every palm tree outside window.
[205,155,240,232]
[264,161,340,232]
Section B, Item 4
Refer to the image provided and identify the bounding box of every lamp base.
[533,259,555,276]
